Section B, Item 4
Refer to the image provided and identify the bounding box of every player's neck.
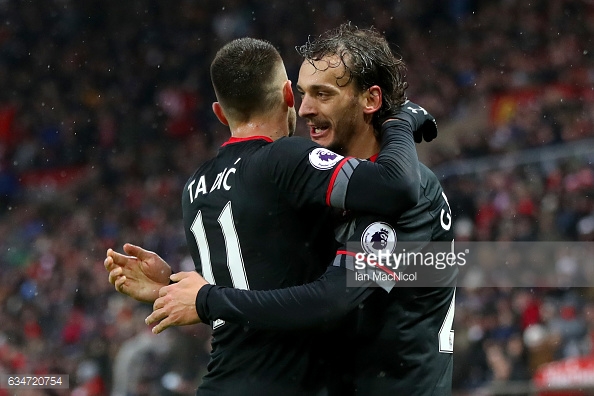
[230,115,288,141]
[345,127,380,159]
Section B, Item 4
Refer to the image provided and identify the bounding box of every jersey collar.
[369,153,378,163]
[221,136,274,147]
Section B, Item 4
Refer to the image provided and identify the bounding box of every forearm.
[196,267,374,330]
[376,119,421,205]
[342,120,420,215]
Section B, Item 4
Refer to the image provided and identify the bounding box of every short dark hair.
[296,22,408,126]
[211,38,283,122]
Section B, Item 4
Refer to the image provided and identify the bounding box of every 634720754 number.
[0,374,69,389]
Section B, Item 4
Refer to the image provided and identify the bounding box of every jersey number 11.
[190,201,250,290]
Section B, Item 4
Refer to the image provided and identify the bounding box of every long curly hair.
[296,22,408,129]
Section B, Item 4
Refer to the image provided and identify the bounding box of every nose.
[298,94,316,118]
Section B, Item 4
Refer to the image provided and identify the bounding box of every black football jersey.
[182,136,335,396]
[339,164,457,396]
[196,163,457,396]
[184,121,422,395]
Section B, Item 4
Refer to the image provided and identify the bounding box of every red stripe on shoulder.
[325,157,353,206]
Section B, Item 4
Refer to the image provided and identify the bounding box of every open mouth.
[309,125,330,139]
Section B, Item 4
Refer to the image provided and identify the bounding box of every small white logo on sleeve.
[308,148,344,170]
[361,222,397,255]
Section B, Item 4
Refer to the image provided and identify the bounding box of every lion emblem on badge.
[361,222,397,255]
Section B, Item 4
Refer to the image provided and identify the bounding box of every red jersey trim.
[221,136,273,147]
[325,157,353,206]
[368,153,379,163]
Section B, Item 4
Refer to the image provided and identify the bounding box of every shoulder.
[265,136,320,157]
[419,162,438,183]
[419,163,445,196]
[257,136,339,170]
[270,137,352,171]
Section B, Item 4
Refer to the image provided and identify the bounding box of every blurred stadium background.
[1,1,593,395]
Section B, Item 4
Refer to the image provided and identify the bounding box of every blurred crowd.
[0,0,593,394]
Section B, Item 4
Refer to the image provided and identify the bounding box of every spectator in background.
[1,1,594,394]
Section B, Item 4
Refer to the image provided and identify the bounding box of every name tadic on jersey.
[187,158,241,203]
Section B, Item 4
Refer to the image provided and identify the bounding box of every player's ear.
[283,80,295,108]
[362,85,382,115]
[212,102,229,126]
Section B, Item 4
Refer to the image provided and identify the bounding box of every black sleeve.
[342,120,420,216]
[196,266,375,330]
[195,215,397,330]
[267,120,420,217]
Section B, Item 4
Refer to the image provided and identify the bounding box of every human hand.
[145,271,210,334]
[378,100,438,143]
[104,243,172,303]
